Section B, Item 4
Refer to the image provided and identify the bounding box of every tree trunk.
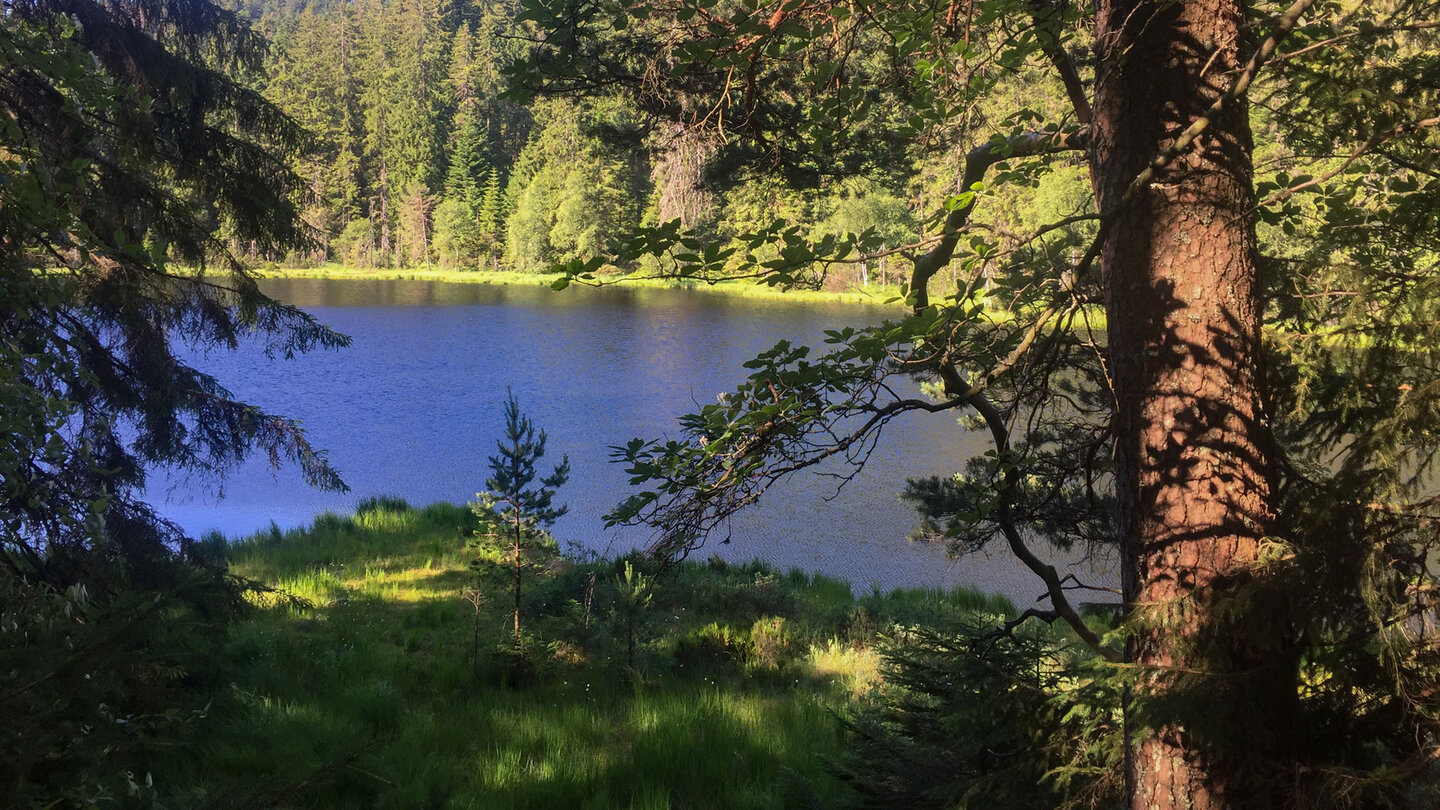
[582,570,596,650]
[626,613,635,670]
[1092,0,1278,807]
[512,508,522,649]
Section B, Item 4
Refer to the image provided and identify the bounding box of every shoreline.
[251,265,1113,329]
[253,264,912,307]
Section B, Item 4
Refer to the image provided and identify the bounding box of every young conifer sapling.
[473,389,569,649]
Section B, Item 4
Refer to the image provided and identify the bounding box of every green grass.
[170,497,1018,808]
[253,262,911,306]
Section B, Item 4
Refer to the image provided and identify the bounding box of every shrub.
[836,618,1120,809]
[749,616,793,672]
[674,622,749,673]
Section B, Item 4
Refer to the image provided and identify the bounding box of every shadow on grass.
[183,578,846,810]
[177,498,1024,809]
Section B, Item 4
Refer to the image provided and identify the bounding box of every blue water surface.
[151,278,1111,598]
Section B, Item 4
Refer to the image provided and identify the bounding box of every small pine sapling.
[615,559,653,672]
[473,389,569,650]
[463,560,486,674]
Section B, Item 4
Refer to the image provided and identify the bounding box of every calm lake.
[153,278,1113,600]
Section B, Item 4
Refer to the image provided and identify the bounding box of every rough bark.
[1091,0,1277,807]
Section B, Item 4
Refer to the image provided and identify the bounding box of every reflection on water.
[152,278,1115,599]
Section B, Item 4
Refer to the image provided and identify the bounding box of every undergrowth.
[165,497,1023,809]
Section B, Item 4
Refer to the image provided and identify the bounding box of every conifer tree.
[478,167,509,268]
[1,0,346,579]
[1,2,346,799]
[473,390,569,649]
[266,6,366,259]
[433,22,490,266]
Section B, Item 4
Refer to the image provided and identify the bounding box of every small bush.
[483,633,552,688]
[749,616,793,672]
[674,622,749,672]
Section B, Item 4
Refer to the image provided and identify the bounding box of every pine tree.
[266,6,367,259]
[1,0,346,575]
[478,166,509,268]
[1,2,345,800]
[444,24,488,211]
[473,390,569,650]
[432,22,490,266]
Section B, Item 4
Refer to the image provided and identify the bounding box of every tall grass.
[169,498,1028,808]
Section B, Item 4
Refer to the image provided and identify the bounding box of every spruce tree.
[1,1,345,801]
[1,0,346,581]
[473,390,569,650]
[478,166,509,268]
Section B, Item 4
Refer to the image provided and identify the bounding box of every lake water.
[152,278,1114,601]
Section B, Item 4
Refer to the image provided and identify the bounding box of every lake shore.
[254,263,911,307]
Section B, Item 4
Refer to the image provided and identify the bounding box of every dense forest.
[230,0,1059,284]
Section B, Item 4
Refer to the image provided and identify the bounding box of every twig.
[1258,116,1440,208]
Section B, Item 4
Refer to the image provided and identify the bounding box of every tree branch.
[938,363,1122,660]
[1270,21,1440,64]
[910,127,1090,306]
[1259,116,1440,207]
[1029,0,1092,126]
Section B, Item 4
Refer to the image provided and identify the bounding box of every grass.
[252,262,912,306]
[170,497,1019,809]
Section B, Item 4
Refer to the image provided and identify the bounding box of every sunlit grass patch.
[808,638,884,696]
[171,499,1020,808]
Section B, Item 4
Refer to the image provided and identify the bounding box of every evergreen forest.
[236,0,951,283]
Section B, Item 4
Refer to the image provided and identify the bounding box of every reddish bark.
[1091,0,1277,806]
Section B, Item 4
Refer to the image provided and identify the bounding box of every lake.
[152,278,1114,601]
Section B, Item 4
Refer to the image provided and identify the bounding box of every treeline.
[239,0,1085,281]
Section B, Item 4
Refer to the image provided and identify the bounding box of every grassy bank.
[253,263,910,306]
[170,497,1016,809]
[252,264,1120,331]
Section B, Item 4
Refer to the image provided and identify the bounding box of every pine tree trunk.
[582,570,596,650]
[627,613,635,670]
[512,509,522,649]
[1092,0,1277,806]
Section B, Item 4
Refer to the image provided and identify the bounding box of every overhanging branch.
[939,363,1122,660]
[910,127,1090,306]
